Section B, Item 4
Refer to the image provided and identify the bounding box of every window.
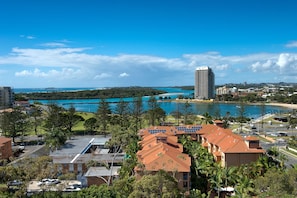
[78,164,82,172]
[69,164,74,172]
[183,173,188,180]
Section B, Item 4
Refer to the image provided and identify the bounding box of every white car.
[18,143,25,151]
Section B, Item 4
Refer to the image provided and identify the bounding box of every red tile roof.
[138,124,264,169]
[137,142,191,172]
[137,130,191,173]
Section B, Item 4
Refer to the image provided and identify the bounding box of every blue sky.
[1,0,297,88]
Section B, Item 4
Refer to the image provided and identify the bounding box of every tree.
[181,101,193,124]
[147,96,159,126]
[254,168,297,197]
[114,98,130,129]
[201,112,213,124]
[171,109,182,125]
[234,174,255,197]
[63,105,84,137]
[30,105,43,135]
[260,102,266,132]
[43,103,66,131]
[128,171,180,198]
[96,98,111,134]
[43,104,68,149]
[84,117,98,134]
[155,107,166,125]
[222,111,231,128]
[130,96,143,133]
[112,176,135,198]
[209,164,223,198]
[0,108,29,143]
[45,128,67,150]
[237,100,246,133]
[77,184,115,198]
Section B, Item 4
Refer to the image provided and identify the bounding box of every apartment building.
[199,125,264,167]
[194,67,215,99]
[135,132,191,192]
[0,87,14,110]
[139,124,264,168]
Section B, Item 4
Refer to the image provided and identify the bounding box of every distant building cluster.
[215,84,297,99]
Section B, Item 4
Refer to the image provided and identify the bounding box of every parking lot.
[27,179,82,195]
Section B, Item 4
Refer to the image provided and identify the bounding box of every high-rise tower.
[194,67,215,99]
[0,87,14,110]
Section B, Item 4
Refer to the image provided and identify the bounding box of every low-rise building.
[84,166,120,186]
[0,137,13,160]
[50,135,124,187]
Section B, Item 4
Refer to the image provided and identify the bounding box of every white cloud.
[94,73,111,79]
[15,68,84,79]
[119,72,129,77]
[41,42,67,48]
[285,41,297,48]
[15,68,47,77]
[249,53,297,77]
[2,46,297,86]
[20,35,35,39]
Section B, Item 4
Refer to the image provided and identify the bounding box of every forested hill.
[15,87,166,100]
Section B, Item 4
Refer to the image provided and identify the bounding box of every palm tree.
[209,164,223,197]
[235,174,254,197]
[201,112,213,124]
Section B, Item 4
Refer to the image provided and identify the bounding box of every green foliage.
[77,184,115,198]
[96,98,111,133]
[146,96,160,126]
[254,168,297,197]
[128,171,180,198]
[181,101,193,125]
[16,87,166,100]
[58,173,76,180]
[0,107,30,142]
[83,117,98,133]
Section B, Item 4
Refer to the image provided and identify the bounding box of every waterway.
[15,87,290,118]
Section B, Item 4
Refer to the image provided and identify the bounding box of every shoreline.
[172,99,297,110]
[265,102,297,110]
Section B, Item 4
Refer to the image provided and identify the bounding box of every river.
[15,87,290,118]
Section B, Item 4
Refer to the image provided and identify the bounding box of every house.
[84,166,120,186]
[135,132,191,192]
[50,135,124,186]
[0,137,13,160]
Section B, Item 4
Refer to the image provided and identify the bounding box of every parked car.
[18,143,25,151]
[7,180,22,187]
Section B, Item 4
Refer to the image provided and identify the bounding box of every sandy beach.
[266,102,297,110]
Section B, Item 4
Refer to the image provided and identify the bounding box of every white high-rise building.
[194,67,215,99]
